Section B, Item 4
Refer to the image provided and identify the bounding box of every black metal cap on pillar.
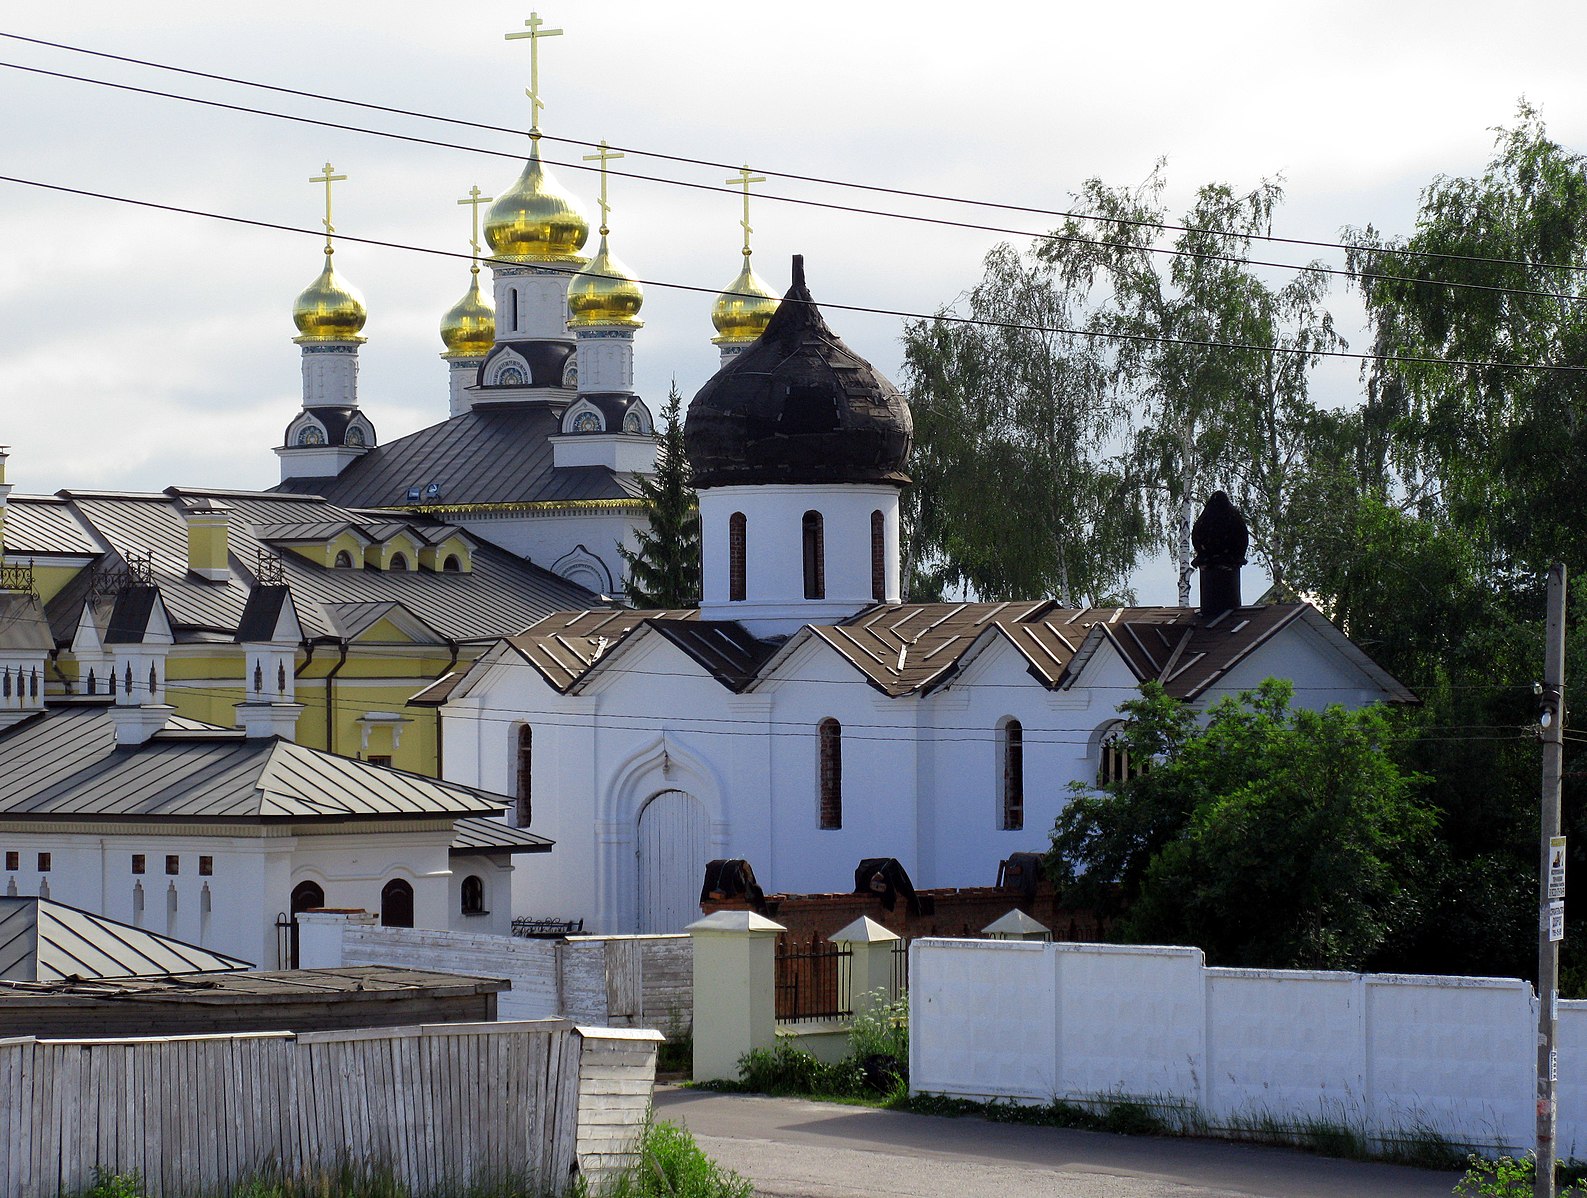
[1191,491,1249,618]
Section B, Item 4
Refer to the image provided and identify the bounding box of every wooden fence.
[0,1019,659,1198]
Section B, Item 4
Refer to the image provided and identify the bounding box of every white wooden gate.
[636,789,708,933]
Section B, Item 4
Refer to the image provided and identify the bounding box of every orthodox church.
[270,21,780,602]
[422,260,1417,935]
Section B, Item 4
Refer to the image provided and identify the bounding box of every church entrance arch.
[636,789,708,933]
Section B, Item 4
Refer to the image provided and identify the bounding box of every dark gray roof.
[0,896,251,981]
[0,592,54,652]
[0,964,505,1002]
[2,496,101,556]
[104,585,162,644]
[42,489,601,646]
[274,403,644,509]
[0,705,511,821]
[235,585,293,643]
[449,815,553,855]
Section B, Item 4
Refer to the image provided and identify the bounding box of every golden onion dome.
[567,234,644,327]
[711,256,779,344]
[292,250,368,342]
[484,142,590,263]
[439,267,496,357]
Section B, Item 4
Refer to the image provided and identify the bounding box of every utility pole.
[1537,562,1567,1198]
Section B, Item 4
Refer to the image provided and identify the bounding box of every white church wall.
[447,854,515,937]
[449,508,641,600]
[1218,615,1389,712]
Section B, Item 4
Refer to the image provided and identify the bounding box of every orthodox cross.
[505,12,563,137]
[457,184,494,262]
[582,140,624,235]
[309,162,346,253]
[728,165,767,258]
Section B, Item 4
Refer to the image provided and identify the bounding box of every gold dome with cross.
[292,163,368,343]
[712,166,778,344]
[567,141,643,327]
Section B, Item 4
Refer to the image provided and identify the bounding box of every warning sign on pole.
[1550,836,1568,900]
[1550,900,1566,943]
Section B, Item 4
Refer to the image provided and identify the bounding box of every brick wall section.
[700,884,1102,945]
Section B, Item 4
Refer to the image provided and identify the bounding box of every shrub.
[599,1120,752,1198]
[80,1169,144,1198]
[1454,1154,1587,1197]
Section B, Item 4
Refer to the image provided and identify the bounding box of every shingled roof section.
[0,896,252,982]
[465,600,1417,705]
[41,489,602,647]
[0,705,512,822]
[273,404,644,509]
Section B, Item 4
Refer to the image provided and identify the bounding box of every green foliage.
[81,1167,145,1198]
[1345,102,1587,583]
[1453,1154,1587,1197]
[619,383,700,608]
[1048,679,1433,970]
[598,1121,752,1198]
[847,990,909,1068]
[899,242,1147,604]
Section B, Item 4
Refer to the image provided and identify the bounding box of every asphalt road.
[654,1087,1464,1198]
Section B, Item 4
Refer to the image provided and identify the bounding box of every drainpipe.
[434,640,459,778]
[324,640,349,754]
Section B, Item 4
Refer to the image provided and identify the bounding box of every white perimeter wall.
[910,939,1579,1156]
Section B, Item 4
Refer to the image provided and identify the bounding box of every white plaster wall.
[490,265,573,341]
[1219,615,1384,711]
[573,330,635,392]
[448,853,515,937]
[450,508,642,601]
[911,939,1545,1154]
[299,344,358,408]
[550,436,658,474]
[697,484,901,632]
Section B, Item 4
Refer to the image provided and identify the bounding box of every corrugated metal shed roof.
[42,489,601,645]
[449,816,553,854]
[0,896,251,981]
[274,404,645,508]
[0,705,509,821]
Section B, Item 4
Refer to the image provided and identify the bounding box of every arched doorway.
[380,878,415,928]
[636,789,708,933]
[289,880,325,969]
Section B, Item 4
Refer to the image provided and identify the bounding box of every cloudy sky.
[2,1,1583,600]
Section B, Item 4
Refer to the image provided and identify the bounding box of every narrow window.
[165,855,180,876]
[199,856,214,877]
[4,851,17,871]
[510,288,519,332]
[388,553,409,572]
[334,550,353,568]
[367,754,393,767]
[729,512,747,602]
[515,725,533,828]
[37,853,51,873]
[1002,719,1024,831]
[442,554,462,573]
[461,875,485,915]
[870,510,886,602]
[289,880,325,969]
[1098,723,1150,786]
[802,511,825,600]
[818,718,842,829]
[381,878,415,928]
[131,854,146,875]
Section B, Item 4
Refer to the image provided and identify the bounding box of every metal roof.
[1,496,101,556]
[449,816,553,855]
[274,403,645,508]
[0,964,506,1002]
[0,705,510,821]
[42,489,601,646]
[0,592,54,652]
[0,896,251,982]
[476,600,1417,704]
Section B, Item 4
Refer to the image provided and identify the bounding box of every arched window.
[381,878,415,928]
[802,511,825,600]
[461,875,485,915]
[729,512,747,601]
[334,550,353,569]
[289,880,325,969]
[510,288,519,332]
[442,554,462,573]
[1098,723,1150,787]
[514,725,533,828]
[870,510,886,602]
[1001,719,1024,831]
[818,718,842,829]
[388,553,409,572]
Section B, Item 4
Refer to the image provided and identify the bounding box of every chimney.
[1191,491,1249,619]
[180,497,233,583]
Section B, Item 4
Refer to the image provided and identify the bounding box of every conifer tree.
[619,383,701,607]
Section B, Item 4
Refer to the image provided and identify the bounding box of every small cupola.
[1192,491,1249,619]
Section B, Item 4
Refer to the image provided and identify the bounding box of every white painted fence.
[910,939,1587,1157]
[324,923,692,1031]
[0,1019,659,1198]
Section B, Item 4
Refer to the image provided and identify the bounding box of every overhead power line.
[3,171,1583,376]
[4,30,1587,286]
